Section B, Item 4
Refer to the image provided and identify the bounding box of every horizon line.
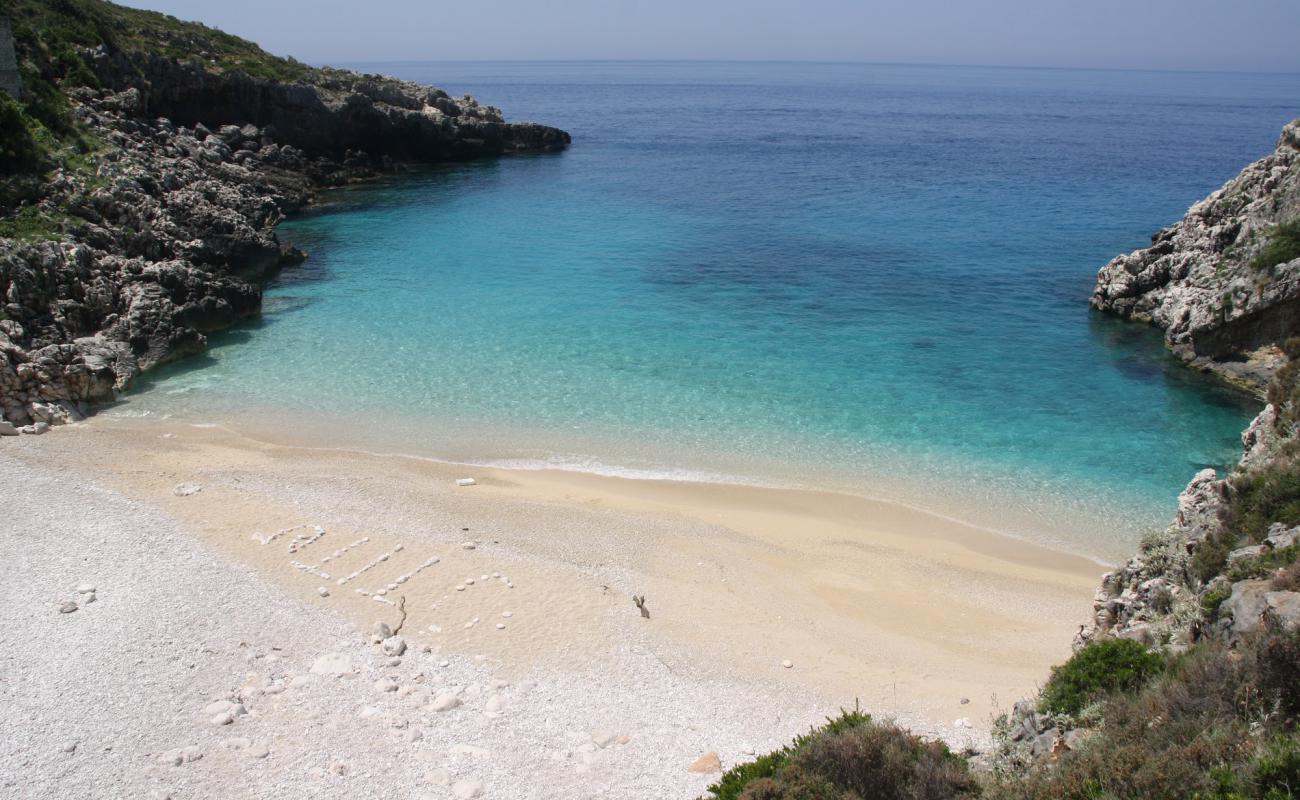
[323,57,1300,78]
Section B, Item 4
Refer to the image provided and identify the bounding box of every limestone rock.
[381,636,407,657]
[688,752,722,773]
[1091,119,1300,393]
[0,47,569,429]
[309,652,353,675]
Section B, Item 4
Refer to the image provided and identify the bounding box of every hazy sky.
[117,0,1300,73]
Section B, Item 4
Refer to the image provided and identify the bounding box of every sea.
[110,61,1300,560]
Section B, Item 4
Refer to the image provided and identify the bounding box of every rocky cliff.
[0,0,568,432]
[1078,120,1300,650]
[1092,120,1300,393]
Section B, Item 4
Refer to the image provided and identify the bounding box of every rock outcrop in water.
[1091,120,1300,393]
[0,0,568,428]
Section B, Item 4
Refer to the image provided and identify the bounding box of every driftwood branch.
[392,595,408,635]
[633,594,650,619]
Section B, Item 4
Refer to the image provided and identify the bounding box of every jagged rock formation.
[1074,405,1300,651]
[1092,120,1300,393]
[0,4,568,428]
[1076,121,1300,652]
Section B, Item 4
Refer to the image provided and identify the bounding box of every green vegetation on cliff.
[0,0,312,201]
[1036,639,1165,717]
[1253,220,1300,274]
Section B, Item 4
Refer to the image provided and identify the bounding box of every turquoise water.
[120,62,1299,556]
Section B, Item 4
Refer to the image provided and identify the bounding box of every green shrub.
[1253,734,1300,800]
[0,93,41,174]
[1039,639,1165,716]
[706,706,974,800]
[1231,466,1300,545]
[1194,455,1300,585]
[1253,220,1300,274]
[708,707,873,800]
[1229,544,1300,583]
[1255,627,1300,723]
[1267,339,1300,434]
[986,635,1295,800]
[709,750,792,800]
[1202,583,1233,621]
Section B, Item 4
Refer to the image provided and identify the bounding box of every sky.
[117,0,1300,73]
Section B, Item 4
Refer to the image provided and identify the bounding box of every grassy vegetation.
[986,628,1300,800]
[0,204,77,240]
[1253,220,1300,274]
[1188,344,1300,584]
[1192,450,1300,583]
[1037,639,1166,717]
[706,705,977,800]
[1268,338,1300,434]
[0,0,324,226]
[3,0,314,86]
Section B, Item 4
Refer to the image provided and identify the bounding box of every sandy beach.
[0,417,1101,799]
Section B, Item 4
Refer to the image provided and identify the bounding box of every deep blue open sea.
[117,62,1300,557]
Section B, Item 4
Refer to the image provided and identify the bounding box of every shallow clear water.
[119,62,1300,557]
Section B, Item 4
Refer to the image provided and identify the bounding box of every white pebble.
[203,700,234,716]
[495,623,505,630]
[425,768,452,785]
[456,478,477,487]
[781,659,794,669]
[317,587,330,597]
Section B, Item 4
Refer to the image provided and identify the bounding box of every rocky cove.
[0,12,568,431]
[4,2,1300,798]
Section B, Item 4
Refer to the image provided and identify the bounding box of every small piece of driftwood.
[633,594,650,619]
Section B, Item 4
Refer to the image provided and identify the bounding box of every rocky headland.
[0,0,568,431]
[1091,120,1300,393]
[1080,119,1300,653]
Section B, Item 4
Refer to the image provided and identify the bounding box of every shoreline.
[101,389,1161,566]
[5,415,1103,743]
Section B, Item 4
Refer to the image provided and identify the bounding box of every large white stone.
[310,653,353,675]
